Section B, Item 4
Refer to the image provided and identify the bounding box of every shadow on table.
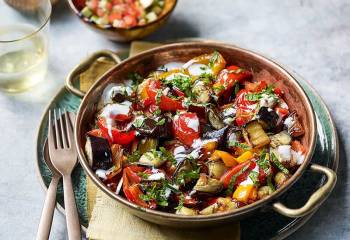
[287,127,348,239]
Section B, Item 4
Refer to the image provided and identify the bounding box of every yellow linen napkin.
[82,41,240,240]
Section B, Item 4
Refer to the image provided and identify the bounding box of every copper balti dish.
[72,42,336,228]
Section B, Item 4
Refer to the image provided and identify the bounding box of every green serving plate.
[35,50,338,240]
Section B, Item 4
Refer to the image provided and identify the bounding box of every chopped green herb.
[198,72,215,84]
[156,118,166,126]
[127,150,142,163]
[234,83,240,95]
[176,167,200,185]
[249,171,259,186]
[209,51,220,68]
[175,193,185,210]
[267,175,276,192]
[133,118,144,128]
[156,89,162,104]
[213,84,225,93]
[256,149,270,172]
[137,172,150,179]
[159,147,177,165]
[229,141,251,150]
[128,72,143,89]
[246,85,276,101]
[154,107,161,116]
[270,152,289,175]
[140,181,169,207]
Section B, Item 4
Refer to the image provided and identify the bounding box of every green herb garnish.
[175,193,185,210]
[245,85,276,101]
[267,175,276,192]
[256,149,270,172]
[176,167,200,185]
[133,118,144,128]
[127,150,142,163]
[270,152,289,175]
[209,51,220,68]
[156,118,166,126]
[156,89,162,104]
[140,181,169,207]
[229,141,251,150]
[159,147,177,165]
[248,171,259,186]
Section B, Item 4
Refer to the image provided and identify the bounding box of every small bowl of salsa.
[68,0,177,42]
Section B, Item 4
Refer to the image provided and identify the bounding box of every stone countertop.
[0,0,348,239]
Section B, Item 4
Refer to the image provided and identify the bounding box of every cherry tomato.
[245,80,267,92]
[145,80,185,112]
[98,118,136,145]
[274,87,284,96]
[275,107,289,119]
[173,112,200,146]
[213,66,252,96]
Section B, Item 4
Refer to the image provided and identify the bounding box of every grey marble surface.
[0,0,349,239]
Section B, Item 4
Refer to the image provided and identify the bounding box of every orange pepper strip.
[235,151,254,164]
[211,150,237,167]
[233,185,254,203]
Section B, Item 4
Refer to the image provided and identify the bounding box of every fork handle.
[36,175,60,240]
[63,175,81,240]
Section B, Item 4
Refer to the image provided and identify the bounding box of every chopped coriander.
[270,152,289,175]
[209,51,220,68]
[127,150,142,162]
[140,181,169,207]
[249,171,259,186]
[229,141,251,150]
[159,147,177,165]
[175,193,185,210]
[137,172,150,179]
[213,84,225,93]
[234,83,240,95]
[176,167,200,185]
[156,118,166,125]
[133,118,144,128]
[246,85,276,101]
[198,72,215,84]
[256,149,270,172]
[128,72,143,89]
[267,175,276,192]
[156,89,162,104]
[154,108,161,115]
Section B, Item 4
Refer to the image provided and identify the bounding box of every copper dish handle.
[65,50,121,98]
[272,164,336,218]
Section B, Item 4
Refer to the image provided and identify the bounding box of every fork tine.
[59,108,68,148]
[64,109,74,148]
[53,109,62,149]
[48,110,55,149]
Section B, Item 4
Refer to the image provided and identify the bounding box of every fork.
[48,109,81,240]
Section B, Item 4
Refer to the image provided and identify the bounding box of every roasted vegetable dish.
[85,51,307,215]
[80,0,165,28]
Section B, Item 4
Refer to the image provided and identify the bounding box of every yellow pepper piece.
[235,151,254,164]
[202,140,218,155]
[189,52,226,76]
[233,185,254,203]
[211,150,237,167]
